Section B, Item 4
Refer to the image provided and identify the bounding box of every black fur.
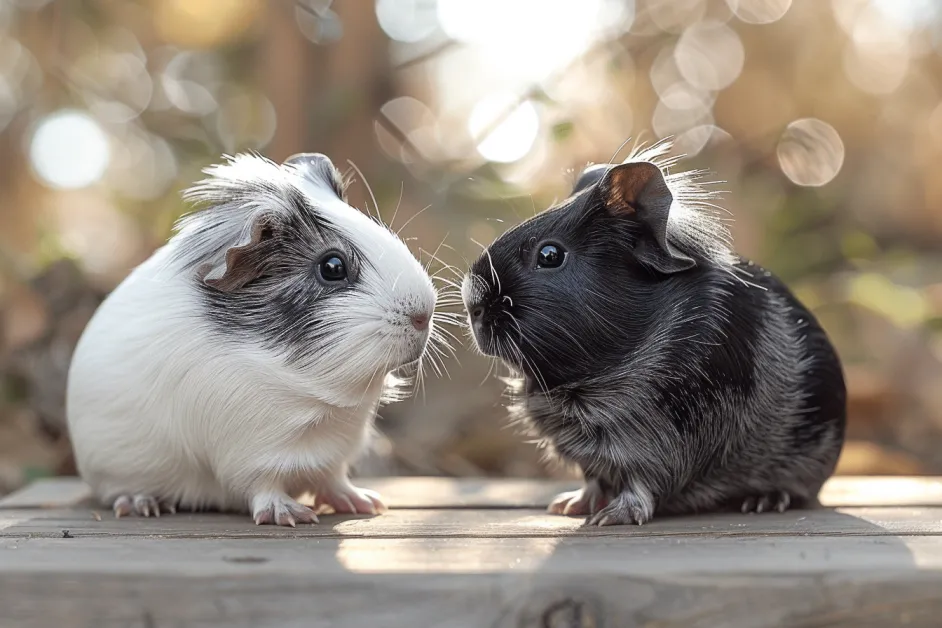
[463,157,846,525]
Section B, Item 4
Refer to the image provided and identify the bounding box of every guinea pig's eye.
[536,243,566,269]
[318,254,347,282]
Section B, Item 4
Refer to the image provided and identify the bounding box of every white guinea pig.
[66,152,438,526]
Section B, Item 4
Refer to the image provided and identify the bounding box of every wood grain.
[1,536,941,628]
[3,476,942,628]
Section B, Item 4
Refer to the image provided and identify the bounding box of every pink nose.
[410,313,430,331]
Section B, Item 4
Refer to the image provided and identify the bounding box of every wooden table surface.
[2,476,942,628]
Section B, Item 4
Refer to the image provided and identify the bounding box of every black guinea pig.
[461,140,846,526]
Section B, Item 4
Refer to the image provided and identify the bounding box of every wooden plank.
[0,478,93,510]
[2,506,942,540]
[1,536,941,628]
[5,475,942,510]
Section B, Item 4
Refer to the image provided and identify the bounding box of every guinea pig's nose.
[469,305,485,323]
[410,313,430,331]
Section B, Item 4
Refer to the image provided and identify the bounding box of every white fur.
[66,155,436,520]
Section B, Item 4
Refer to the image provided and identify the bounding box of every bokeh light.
[214,88,278,152]
[675,20,745,91]
[105,126,178,200]
[0,80,17,132]
[160,51,222,116]
[296,2,344,45]
[376,0,439,43]
[0,38,42,130]
[673,124,731,157]
[870,0,940,31]
[74,51,153,123]
[154,0,260,49]
[28,109,111,190]
[776,118,845,187]
[726,0,793,25]
[468,95,539,163]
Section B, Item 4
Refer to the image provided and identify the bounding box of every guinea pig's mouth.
[469,314,524,370]
[399,324,435,368]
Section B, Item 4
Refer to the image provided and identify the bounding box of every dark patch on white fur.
[164,154,373,370]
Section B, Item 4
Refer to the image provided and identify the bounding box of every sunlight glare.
[468,94,539,163]
[436,0,633,83]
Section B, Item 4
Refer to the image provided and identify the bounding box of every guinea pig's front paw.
[251,492,319,527]
[548,482,608,516]
[112,494,177,518]
[314,480,386,516]
[585,489,654,527]
[740,490,791,514]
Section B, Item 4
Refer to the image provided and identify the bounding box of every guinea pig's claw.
[112,494,176,519]
[314,483,386,516]
[134,495,160,518]
[113,495,133,518]
[252,494,319,527]
[583,491,652,527]
[548,486,608,517]
[741,491,791,514]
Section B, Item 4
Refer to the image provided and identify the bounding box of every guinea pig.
[461,139,846,526]
[67,152,440,526]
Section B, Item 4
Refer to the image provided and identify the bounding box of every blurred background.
[1,0,942,495]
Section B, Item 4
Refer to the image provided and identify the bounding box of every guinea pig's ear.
[571,163,609,195]
[201,214,276,292]
[600,161,695,274]
[284,152,347,201]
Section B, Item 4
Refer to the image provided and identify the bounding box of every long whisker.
[346,159,382,226]
[470,238,501,295]
[389,181,405,231]
[397,204,433,236]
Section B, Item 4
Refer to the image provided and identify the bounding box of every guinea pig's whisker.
[388,181,404,232]
[420,235,452,275]
[345,159,383,227]
[516,305,592,360]
[396,203,433,236]
[478,353,498,387]
[511,339,549,396]
[437,242,472,270]
[429,328,454,356]
[390,270,405,292]
[469,239,501,295]
[431,323,462,347]
[437,287,465,304]
[431,272,462,289]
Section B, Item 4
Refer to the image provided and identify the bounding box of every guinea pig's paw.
[314,482,386,516]
[112,494,177,518]
[585,491,653,527]
[251,492,319,527]
[740,491,791,514]
[548,484,608,516]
